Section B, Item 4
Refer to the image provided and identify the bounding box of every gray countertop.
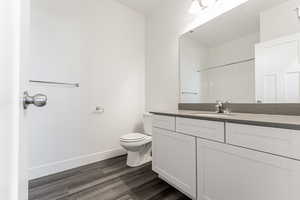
[150,110,300,130]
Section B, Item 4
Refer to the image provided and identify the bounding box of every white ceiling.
[186,0,287,47]
[116,0,162,14]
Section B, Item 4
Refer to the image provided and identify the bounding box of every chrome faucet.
[215,101,231,114]
[215,101,225,113]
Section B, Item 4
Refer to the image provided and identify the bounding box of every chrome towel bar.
[182,91,198,95]
[29,80,80,87]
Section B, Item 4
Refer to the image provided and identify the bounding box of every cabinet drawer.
[152,115,175,131]
[176,117,225,142]
[226,123,300,160]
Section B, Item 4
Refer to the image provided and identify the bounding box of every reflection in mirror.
[180,0,299,104]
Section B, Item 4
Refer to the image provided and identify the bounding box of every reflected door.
[256,33,300,103]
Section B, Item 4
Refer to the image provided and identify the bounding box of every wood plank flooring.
[29,155,190,200]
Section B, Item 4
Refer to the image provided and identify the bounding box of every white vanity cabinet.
[152,114,300,200]
[152,116,196,199]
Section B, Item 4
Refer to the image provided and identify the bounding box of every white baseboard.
[29,148,127,180]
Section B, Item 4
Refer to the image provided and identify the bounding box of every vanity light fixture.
[189,0,202,14]
[189,0,218,14]
[200,0,217,8]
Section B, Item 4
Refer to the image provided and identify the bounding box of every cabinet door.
[197,138,300,200]
[152,127,196,199]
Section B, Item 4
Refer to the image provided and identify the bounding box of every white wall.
[146,0,249,111]
[180,37,208,103]
[207,33,259,67]
[0,0,22,199]
[180,32,258,103]
[201,33,258,103]
[28,0,145,179]
[260,0,300,42]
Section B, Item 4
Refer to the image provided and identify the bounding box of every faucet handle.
[215,100,223,113]
[224,100,231,114]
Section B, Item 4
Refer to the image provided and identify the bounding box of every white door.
[256,33,300,103]
[197,138,300,200]
[0,0,30,199]
[23,0,88,181]
[152,127,197,199]
[18,0,84,198]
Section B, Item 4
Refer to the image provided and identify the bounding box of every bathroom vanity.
[159,0,300,199]
[151,111,300,200]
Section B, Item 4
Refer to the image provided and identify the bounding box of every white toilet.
[120,113,152,167]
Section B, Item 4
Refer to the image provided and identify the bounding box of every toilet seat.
[120,133,147,142]
[120,133,152,167]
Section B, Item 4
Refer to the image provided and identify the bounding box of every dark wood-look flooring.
[29,155,190,200]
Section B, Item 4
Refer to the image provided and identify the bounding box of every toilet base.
[126,143,152,167]
[127,151,152,167]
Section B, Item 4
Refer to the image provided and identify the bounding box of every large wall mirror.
[180,0,300,104]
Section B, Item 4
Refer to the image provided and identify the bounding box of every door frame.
[18,0,31,199]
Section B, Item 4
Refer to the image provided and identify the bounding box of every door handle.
[23,91,47,110]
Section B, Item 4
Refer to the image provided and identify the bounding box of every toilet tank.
[143,113,152,135]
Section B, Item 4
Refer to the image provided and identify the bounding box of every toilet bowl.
[120,113,152,167]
